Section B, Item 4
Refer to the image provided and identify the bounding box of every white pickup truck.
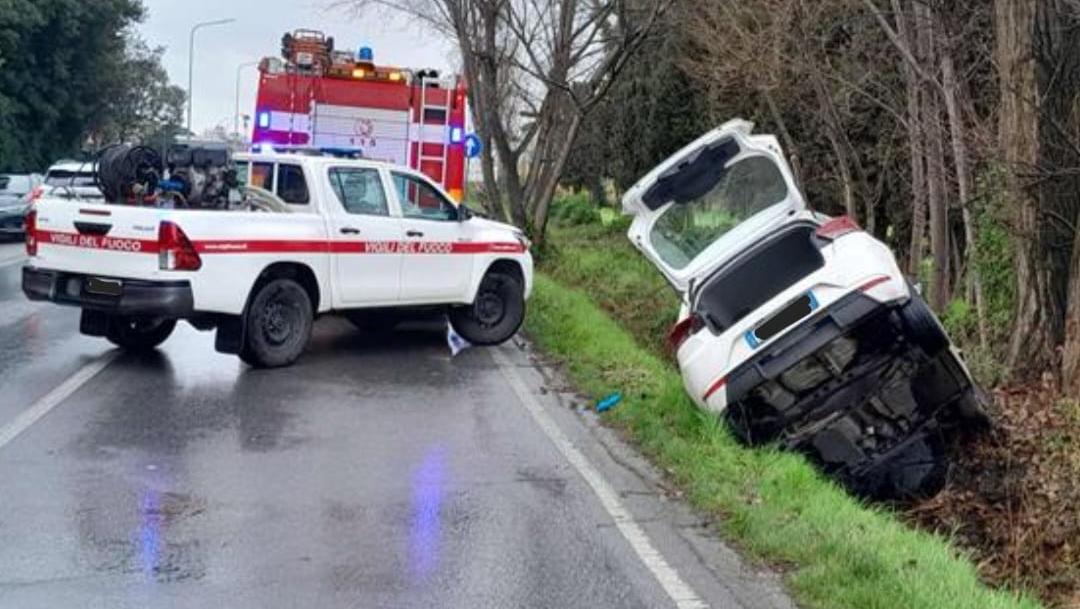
[22,151,533,367]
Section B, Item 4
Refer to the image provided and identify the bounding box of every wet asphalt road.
[0,241,794,609]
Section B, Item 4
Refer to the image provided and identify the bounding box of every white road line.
[0,352,117,450]
[492,347,709,609]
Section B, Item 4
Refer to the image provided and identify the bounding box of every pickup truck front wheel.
[105,316,177,351]
[242,278,313,368]
[449,271,525,346]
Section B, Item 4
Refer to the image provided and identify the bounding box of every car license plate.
[84,277,122,297]
[745,290,819,348]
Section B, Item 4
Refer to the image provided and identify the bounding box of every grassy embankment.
[523,217,1040,609]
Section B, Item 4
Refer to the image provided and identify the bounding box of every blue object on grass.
[596,393,622,413]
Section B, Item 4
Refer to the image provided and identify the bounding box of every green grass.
[525,221,1041,609]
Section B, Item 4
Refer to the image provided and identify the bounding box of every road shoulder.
[493,338,796,609]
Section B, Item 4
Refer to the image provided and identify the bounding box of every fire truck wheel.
[242,278,313,368]
[105,316,177,351]
[449,271,525,346]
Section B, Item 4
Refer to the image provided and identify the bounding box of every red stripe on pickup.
[36,230,526,256]
[37,230,158,253]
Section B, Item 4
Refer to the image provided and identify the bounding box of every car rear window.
[45,170,96,187]
[649,155,789,270]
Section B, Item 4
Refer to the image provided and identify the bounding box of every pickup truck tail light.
[666,313,705,354]
[815,216,861,241]
[25,209,37,256]
[158,221,201,271]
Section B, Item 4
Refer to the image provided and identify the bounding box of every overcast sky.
[137,0,456,135]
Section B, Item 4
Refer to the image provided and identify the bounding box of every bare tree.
[995,0,1057,375]
[677,0,873,224]
[343,0,671,244]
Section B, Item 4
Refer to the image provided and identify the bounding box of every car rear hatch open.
[621,119,805,293]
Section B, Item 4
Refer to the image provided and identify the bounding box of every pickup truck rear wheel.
[105,316,176,351]
[242,278,313,368]
[449,271,525,346]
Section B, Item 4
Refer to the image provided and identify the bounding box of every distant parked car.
[0,173,43,237]
[622,119,989,499]
[43,160,102,200]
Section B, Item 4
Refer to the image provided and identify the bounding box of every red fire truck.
[251,30,469,201]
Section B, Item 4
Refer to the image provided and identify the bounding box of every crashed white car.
[622,120,988,498]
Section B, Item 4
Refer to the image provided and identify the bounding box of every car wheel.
[105,316,177,351]
[850,431,949,500]
[242,278,313,368]
[449,271,525,346]
[899,294,949,355]
[954,385,993,429]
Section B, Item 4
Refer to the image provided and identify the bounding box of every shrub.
[551,190,602,226]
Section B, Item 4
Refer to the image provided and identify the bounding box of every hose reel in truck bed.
[93,143,288,212]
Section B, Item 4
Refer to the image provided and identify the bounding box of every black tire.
[449,271,525,346]
[899,294,950,355]
[849,431,949,500]
[242,278,313,368]
[105,316,176,351]
[955,385,993,429]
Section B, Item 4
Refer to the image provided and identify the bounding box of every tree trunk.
[531,112,584,245]
[762,89,802,185]
[1063,226,1080,393]
[917,3,950,311]
[893,0,928,277]
[996,0,1057,376]
[941,51,987,347]
[1034,0,1080,386]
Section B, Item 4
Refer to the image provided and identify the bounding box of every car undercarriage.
[721,292,988,499]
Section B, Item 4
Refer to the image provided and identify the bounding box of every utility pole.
[234,60,259,139]
[187,18,236,133]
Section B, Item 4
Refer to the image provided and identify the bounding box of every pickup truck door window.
[327,167,404,305]
[391,172,472,302]
[275,163,310,205]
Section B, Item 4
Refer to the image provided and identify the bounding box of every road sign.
[464,133,482,159]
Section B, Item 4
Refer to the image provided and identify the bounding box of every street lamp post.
[234,60,259,139]
[187,18,236,133]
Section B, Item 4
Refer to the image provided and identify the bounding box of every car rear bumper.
[723,290,886,405]
[22,267,194,317]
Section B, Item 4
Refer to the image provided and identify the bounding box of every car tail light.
[666,313,705,354]
[158,221,201,271]
[815,216,861,240]
[25,209,37,256]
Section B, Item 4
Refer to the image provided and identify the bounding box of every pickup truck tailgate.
[33,198,166,280]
